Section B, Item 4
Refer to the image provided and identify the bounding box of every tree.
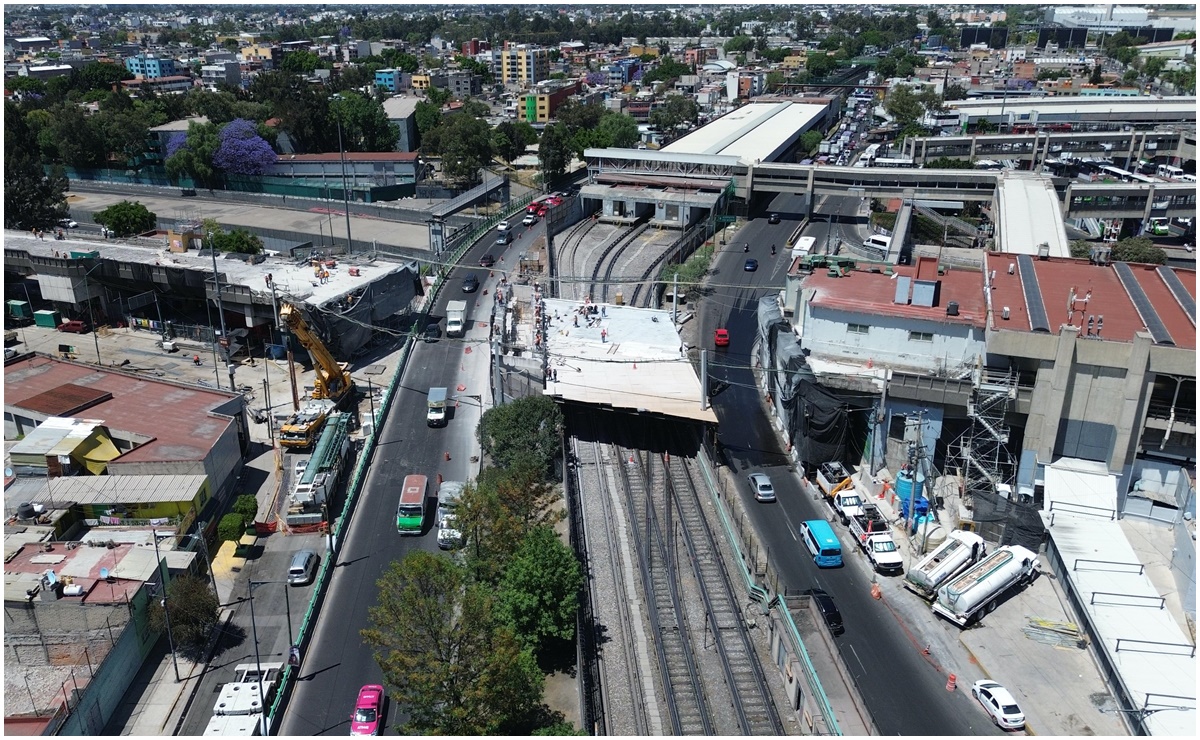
[538,123,573,183]
[927,157,974,169]
[1142,56,1167,80]
[43,103,107,169]
[426,85,452,107]
[211,228,264,254]
[4,100,68,230]
[497,526,582,658]
[640,57,691,85]
[876,57,898,78]
[884,86,922,125]
[799,130,823,154]
[217,513,245,542]
[414,100,442,141]
[477,394,563,474]
[93,200,156,237]
[806,52,834,78]
[493,120,537,163]
[425,113,492,186]
[723,35,754,54]
[281,50,323,76]
[1089,64,1103,85]
[1111,235,1167,265]
[593,111,639,150]
[331,93,399,152]
[213,118,277,175]
[147,574,219,660]
[553,99,604,135]
[78,61,133,92]
[362,553,544,735]
[381,49,419,73]
[165,120,221,188]
[649,94,698,132]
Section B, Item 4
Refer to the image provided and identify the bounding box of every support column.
[1110,331,1154,473]
[1025,324,1079,463]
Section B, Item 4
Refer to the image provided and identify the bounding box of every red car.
[714,328,730,347]
[350,684,384,735]
[537,206,549,217]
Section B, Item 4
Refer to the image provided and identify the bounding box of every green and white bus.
[396,474,428,535]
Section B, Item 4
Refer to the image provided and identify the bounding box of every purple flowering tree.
[165,132,188,159]
[212,118,277,176]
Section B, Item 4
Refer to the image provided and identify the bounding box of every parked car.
[56,320,89,334]
[350,684,384,735]
[804,588,844,635]
[768,213,781,224]
[479,253,496,268]
[462,273,479,293]
[747,472,776,502]
[744,258,759,272]
[971,680,1025,730]
[713,328,730,347]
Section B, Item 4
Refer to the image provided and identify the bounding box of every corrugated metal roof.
[6,474,208,506]
[20,383,113,416]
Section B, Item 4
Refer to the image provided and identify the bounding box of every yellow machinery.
[279,302,354,404]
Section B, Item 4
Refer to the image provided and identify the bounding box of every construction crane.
[278,302,354,405]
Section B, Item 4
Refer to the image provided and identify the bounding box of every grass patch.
[660,244,715,301]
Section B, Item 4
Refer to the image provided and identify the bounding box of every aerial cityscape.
[2,2,1196,736]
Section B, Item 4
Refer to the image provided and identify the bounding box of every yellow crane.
[276,303,354,450]
[279,302,354,404]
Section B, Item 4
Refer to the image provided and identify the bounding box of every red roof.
[4,355,239,464]
[806,257,987,328]
[986,254,1196,349]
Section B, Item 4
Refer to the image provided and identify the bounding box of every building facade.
[501,44,550,88]
[124,54,177,79]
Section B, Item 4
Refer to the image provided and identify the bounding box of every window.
[909,331,933,342]
[848,323,870,335]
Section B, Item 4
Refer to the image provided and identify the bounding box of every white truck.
[931,545,1040,627]
[436,480,465,550]
[426,387,448,427]
[904,531,987,600]
[847,505,904,574]
[204,662,283,736]
[446,300,467,338]
[814,462,864,523]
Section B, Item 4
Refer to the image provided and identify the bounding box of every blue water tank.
[896,468,925,500]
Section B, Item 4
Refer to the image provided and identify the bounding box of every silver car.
[747,473,776,502]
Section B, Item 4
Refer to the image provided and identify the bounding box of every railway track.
[553,213,600,299]
[591,221,649,303]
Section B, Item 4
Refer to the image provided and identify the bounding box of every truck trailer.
[931,545,1040,627]
[904,531,987,600]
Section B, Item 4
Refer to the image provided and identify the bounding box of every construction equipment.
[278,302,354,405]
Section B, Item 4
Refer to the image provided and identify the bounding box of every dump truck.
[931,545,1040,627]
[446,300,467,338]
[426,387,448,427]
[904,531,987,600]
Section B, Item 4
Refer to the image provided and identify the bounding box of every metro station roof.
[540,299,716,424]
[662,100,828,163]
[994,172,1071,258]
[947,95,1197,123]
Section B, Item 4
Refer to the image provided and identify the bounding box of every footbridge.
[902,128,1196,171]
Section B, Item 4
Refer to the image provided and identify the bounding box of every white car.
[497,219,511,232]
[522,213,538,226]
[747,473,776,503]
[971,680,1025,730]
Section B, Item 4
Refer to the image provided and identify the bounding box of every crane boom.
[279,303,354,403]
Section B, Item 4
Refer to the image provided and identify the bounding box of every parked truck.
[436,480,465,550]
[446,300,467,338]
[904,531,987,600]
[427,387,448,427]
[931,545,1040,627]
[204,662,283,736]
[847,504,904,574]
[815,462,864,522]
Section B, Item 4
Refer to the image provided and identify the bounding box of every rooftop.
[4,355,238,465]
[148,116,210,133]
[995,172,1071,258]
[985,254,1196,349]
[662,100,827,163]
[276,151,419,163]
[947,95,1198,120]
[540,299,716,424]
[805,257,988,330]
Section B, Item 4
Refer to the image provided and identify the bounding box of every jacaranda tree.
[212,118,277,176]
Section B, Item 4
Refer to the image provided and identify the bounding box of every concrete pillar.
[1110,331,1154,472]
[1025,324,1079,463]
[969,135,977,160]
[1141,183,1156,225]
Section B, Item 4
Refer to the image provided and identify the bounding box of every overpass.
[945,95,1198,130]
[901,128,1196,171]
[1065,181,1197,220]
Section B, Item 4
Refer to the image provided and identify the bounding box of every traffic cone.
[946,674,957,691]
[437,473,443,484]
[444,451,451,461]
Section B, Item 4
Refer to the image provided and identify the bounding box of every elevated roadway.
[902,128,1196,171]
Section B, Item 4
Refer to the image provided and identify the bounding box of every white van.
[1157,164,1184,180]
[863,234,891,252]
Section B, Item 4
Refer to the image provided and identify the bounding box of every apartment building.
[375,67,412,93]
[519,79,582,123]
[501,44,550,88]
[200,61,241,89]
[124,54,177,79]
[241,43,278,71]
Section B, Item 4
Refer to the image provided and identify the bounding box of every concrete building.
[726,70,767,101]
[604,57,642,87]
[240,43,278,70]
[445,69,481,99]
[200,61,241,89]
[501,44,550,88]
[381,95,420,152]
[124,54,177,79]
[519,79,582,123]
[1136,38,1198,59]
[374,67,411,93]
[120,75,194,96]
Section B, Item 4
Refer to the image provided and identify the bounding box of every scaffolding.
[949,365,1018,541]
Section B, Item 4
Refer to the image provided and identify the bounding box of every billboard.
[960,27,1009,49]
[1037,28,1089,49]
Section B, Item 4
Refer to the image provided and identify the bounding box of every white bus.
[1157,164,1184,180]
[872,156,917,168]
[791,236,816,260]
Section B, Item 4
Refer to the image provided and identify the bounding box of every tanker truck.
[904,531,987,600]
[931,545,1040,627]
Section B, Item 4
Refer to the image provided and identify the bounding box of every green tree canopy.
[884,86,923,125]
[280,50,324,75]
[331,93,399,152]
[538,123,573,184]
[649,94,698,132]
[477,394,563,474]
[4,100,68,230]
[93,200,157,236]
[362,552,544,735]
[723,35,754,54]
[147,574,219,660]
[799,130,823,154]
[641,56,691,85]
[1111,235,1167,264]
[497,526,582,659]
[423,113,492,186]
[165,120,222,188]
[806,52,835,78]
[493,120,538,164]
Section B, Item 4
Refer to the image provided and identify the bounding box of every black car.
[479,253,495,268]
[422,323,441,342]
[462,273,479,293]
[804,588,844,635]
[744,258,759,272]
[768,213,781,224]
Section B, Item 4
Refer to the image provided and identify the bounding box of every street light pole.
[151,529,181,683]
[209,235,236,392]
[82,269,101,365]
[247,580,268,736]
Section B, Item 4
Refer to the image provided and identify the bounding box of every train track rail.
[589,221,649,303]
[554,213,600,299]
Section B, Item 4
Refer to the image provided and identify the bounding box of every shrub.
[217,513,245,542]
[232,494,258,521]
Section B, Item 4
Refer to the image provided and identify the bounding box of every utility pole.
[209,236,236,392]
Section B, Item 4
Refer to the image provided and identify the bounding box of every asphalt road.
[702,195,1001,736]
[278,219,524,735]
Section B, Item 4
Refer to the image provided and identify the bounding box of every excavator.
[277,302,355,450]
